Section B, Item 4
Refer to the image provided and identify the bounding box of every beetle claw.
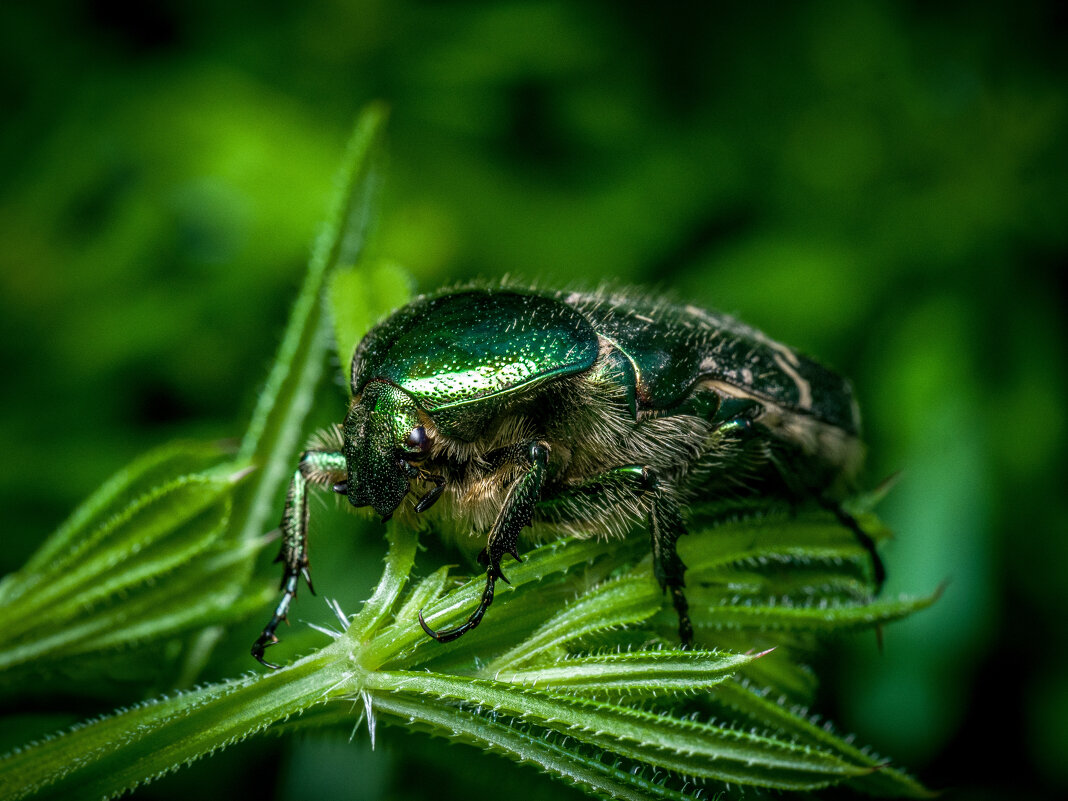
[301,566,315,595]
[417,609,447,641]
[251,633,281,670]
[418,609,474,643]
[417,566,499,643]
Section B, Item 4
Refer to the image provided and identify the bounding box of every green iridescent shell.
[352,290,600,432]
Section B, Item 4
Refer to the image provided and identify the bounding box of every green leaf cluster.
[0,507,936,800]
[0,442,257,674]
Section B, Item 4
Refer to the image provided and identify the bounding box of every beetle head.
[342,381,426,518]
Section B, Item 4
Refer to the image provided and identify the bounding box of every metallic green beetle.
[252,286,882,667]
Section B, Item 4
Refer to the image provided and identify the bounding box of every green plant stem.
[0,646,354,801]
[231,103,388,547]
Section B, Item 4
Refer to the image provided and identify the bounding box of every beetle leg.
[252,448,346,669]
[758,429,887,591]
[640,467,693,647]
[419,441,548,642]
[819,498,886,588]
[535,464,693,647]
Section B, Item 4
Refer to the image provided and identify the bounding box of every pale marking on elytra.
[772,352,813,410]
[733,323,813,411]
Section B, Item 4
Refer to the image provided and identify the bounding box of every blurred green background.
[1,1,1065,799]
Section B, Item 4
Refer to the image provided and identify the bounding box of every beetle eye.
[403,425,431,457]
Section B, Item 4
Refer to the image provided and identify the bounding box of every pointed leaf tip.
[227,464,257,484]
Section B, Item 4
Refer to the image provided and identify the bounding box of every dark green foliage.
[1,3,1065,799]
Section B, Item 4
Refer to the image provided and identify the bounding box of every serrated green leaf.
[691,569,875,605]
[0,441,232,607]
[495,648,759,697]
[702,630,820,704]
[368,670,869,790]
[0,462,254,671]
[0,513,938,801]
[0,531,274,673]
[690,591,941,634]
[5,468,241,621]
[366,693,698,801]
[711,679,933,798]
[79,540,272,653]
[685,513,873,577]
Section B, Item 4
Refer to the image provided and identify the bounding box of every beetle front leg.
[419,441,549,642]
[252,448,347,668]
